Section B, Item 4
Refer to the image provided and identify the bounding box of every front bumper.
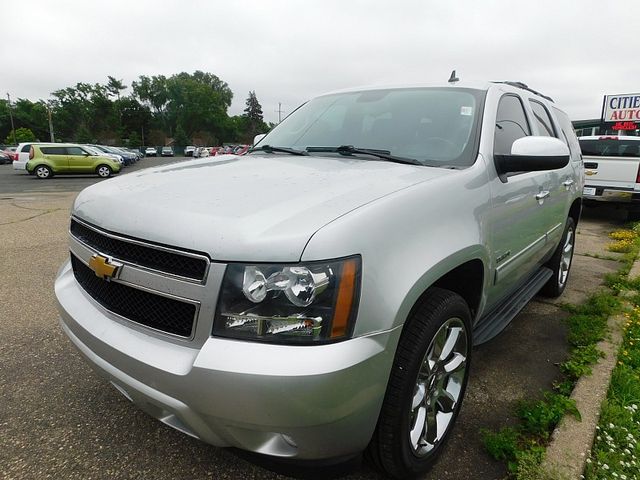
[55,260,399,459]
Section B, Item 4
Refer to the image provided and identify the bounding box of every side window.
[553,108,581,161]
[66,147,86,156]
[21,144,31,152]
[494,95,531,155]
[40,147,67,155]
[529,100,556,137]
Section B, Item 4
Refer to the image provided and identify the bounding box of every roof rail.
[492,81,554,103]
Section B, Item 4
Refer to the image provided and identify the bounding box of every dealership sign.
[603,93,640,122]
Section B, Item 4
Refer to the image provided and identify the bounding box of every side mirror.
[495,136,569,176]
[253,133,266,146]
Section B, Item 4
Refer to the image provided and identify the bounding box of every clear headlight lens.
[214,257,361,344]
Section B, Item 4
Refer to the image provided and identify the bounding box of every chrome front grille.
[70,218,209,282]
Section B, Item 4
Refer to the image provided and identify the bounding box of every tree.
[4,127,36,144]
[242,91,267,142]
[173,124,189,147]
[127,131,142,148]
[106,76,126,101]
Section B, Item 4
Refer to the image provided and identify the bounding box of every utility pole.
[6,93,17,145]
[46,103,55,142]
[276,102,285,123]
[141,125,145,147]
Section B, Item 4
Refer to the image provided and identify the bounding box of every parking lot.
[0,162,629,480]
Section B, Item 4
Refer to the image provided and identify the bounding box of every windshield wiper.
[250,145,308,156]
[306,145,423,166]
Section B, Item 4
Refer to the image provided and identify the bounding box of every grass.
[481,223,640,479]
[584,306,640,479]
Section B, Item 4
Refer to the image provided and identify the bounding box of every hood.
[73,154,452,261]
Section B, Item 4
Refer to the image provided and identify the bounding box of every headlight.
[214,257,361,344]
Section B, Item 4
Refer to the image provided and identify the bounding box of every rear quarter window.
[552,108,581,161]
[40,147,67,155]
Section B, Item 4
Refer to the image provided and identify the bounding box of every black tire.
[96,165,112,178]
[34,165,53,179]
[540,217,576,298]
[366,288,472,479]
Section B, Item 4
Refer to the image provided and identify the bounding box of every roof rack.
[492,81,554,103]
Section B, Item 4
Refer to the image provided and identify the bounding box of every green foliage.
[4,127,36,143]
[127,131,142,149]
[173,124,189,147]
[516,392,580,439]
[482,427,520,462]
[1,71,257,147]
[585,306,640,479]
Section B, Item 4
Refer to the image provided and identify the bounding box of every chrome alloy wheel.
[409,317,468,457]
[97,166,111,178]
[559,226,574,287]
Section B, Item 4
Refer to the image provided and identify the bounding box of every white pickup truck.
[579,135,640,218]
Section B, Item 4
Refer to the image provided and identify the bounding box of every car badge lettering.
[88,254,121,280]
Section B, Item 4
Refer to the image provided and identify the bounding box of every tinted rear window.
[579,139,640,158]
[40,147,67,155]
[21,144,31,152]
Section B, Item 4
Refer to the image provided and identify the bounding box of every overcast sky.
[2,0,638,124]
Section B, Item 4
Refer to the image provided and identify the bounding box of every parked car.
[0,151,11,164]
[578,135,640,219]
[233,145,250,155]
[184,145,196,157]
[55,81,582,478]
[110,146,138,164]
[26,143,121,179]
[145,147,157,157]
[13,142,41,171]
[161,146,174,157]
[83,146,124,166]
[89,145,129,166]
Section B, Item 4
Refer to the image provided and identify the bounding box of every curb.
[541,259,640,479]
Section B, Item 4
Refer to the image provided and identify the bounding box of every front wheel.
[96,165,112,178]
[367,288,471,479]
[540,217,575,298]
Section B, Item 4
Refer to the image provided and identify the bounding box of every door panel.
[66,147,92,173]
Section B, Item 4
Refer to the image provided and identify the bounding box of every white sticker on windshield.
[460,106,473,116]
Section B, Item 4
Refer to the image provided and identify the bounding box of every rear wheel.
[540,217,575,298]
[96,165,112,178]
[34,165,53,179]
[367,288,471,478]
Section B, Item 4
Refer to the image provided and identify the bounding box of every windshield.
[84,146,101,155]
[257,87,484,167]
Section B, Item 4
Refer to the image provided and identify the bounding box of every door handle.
[562,179,574,190]
[535,191,550,202]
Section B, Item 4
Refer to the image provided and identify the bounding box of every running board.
[473,267,553,345]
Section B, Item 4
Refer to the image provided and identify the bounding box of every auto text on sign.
[603,93,640,122]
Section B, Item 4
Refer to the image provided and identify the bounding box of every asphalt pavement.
[0,156,187,195]
[0,166,630,479]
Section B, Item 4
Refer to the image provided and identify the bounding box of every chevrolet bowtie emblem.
[585,170,597,176]
[88,254,121,280]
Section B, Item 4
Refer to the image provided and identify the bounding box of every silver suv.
[55,81,583,478]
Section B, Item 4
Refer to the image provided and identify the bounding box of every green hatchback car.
[26,144,122,179]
